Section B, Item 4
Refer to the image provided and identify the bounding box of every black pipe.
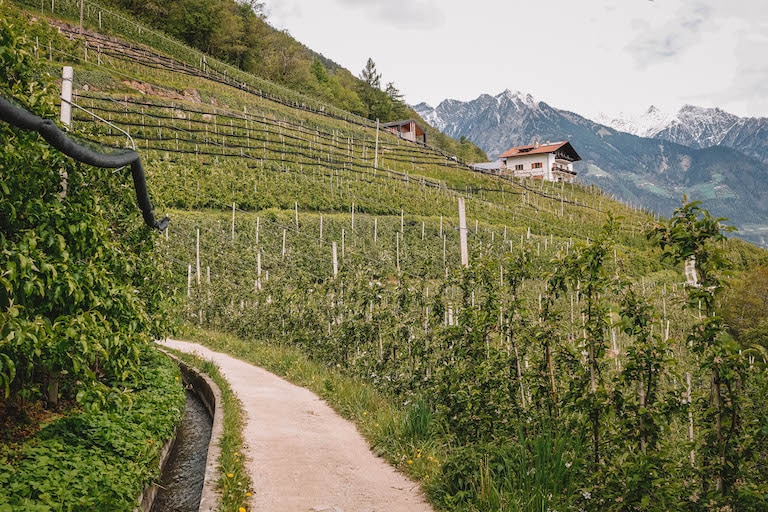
[0,94,168,231]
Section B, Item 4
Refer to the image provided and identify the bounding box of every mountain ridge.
[594,104,768,164]
[415,92,768,247]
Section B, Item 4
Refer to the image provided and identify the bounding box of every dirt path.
[160,339,434,512]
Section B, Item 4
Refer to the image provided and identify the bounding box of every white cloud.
[258,0,768,118]
[627,2,712,67]
[335,0,445,29]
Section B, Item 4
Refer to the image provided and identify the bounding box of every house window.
[515,164,524,171]
[532,162,543,169]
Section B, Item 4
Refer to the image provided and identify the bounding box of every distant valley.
[415,91,768,247]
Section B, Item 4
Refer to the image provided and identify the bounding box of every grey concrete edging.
[137,350,224,512]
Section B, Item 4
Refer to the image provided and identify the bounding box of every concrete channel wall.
[136,352,224,512]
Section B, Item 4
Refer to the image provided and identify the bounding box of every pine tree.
[359,57,381,89]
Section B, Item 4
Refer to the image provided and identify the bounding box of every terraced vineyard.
[6,1,768,510]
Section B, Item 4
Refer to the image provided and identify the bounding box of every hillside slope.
[48,0,486,163]
[7,2,768,510]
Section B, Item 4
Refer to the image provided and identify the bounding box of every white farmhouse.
[499,140,581,182]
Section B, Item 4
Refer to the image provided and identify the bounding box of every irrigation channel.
[151,389,213,512]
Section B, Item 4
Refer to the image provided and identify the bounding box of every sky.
[260,0,768,120]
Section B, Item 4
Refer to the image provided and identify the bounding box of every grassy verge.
[176,325,447,500]
[161,347,252,512]
[0,348,185,512]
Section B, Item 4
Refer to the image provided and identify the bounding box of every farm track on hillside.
[160,339,433,512]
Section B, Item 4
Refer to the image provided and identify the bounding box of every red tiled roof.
[499,141,569,158]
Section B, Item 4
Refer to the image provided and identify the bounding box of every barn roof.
[499,141,581,161]
[382,119,424,129]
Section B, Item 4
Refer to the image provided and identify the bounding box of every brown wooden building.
[382,120,427,144]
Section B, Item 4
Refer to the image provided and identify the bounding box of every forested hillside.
[2,1,768,511]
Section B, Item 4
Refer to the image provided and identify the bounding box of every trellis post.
[458,197,469,267]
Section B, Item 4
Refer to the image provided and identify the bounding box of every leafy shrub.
[0,349,185,511]
[0,3,171,410]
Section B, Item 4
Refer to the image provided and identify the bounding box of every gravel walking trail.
[160,339,434,512]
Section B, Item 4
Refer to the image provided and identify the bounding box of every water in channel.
[151,389,213,512]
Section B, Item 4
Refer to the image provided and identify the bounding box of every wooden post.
[196,228,201,285]
[60,66,73,128]
[231,202,236,241]
[401,209,404,233]
[687,372,695,465]
[332,242,338,278]
[295,201,299,231]
[374,217,377,242]
[257,251,262,290]
[342,228,345,258]
[396,232,400,273]
[255,217,260,246]
[374,119,379,168]
[319,214,323,246]
[443,234,447,265]
[79,0,84,35]
[440,215,443,237]
[351,202,355,231]
[421,221,425,240]
[458,198,469,267]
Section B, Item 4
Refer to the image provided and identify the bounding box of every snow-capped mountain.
[415,90,548,159]
[412,90,768,247]
[596,105,768,163]
[594,106,678,139]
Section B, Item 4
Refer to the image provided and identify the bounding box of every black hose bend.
[0,94,169,231]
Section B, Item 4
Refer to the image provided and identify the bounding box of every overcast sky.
[262,0,768,119]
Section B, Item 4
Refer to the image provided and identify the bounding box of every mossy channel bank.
[144,354,223,512]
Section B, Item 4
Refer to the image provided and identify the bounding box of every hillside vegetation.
[3,1,768,511]
[22,0,486,163]
[0,7,183,510]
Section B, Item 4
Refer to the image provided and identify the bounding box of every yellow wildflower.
[227,473,234,478]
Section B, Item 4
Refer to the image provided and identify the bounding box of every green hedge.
[0,349,185,512]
